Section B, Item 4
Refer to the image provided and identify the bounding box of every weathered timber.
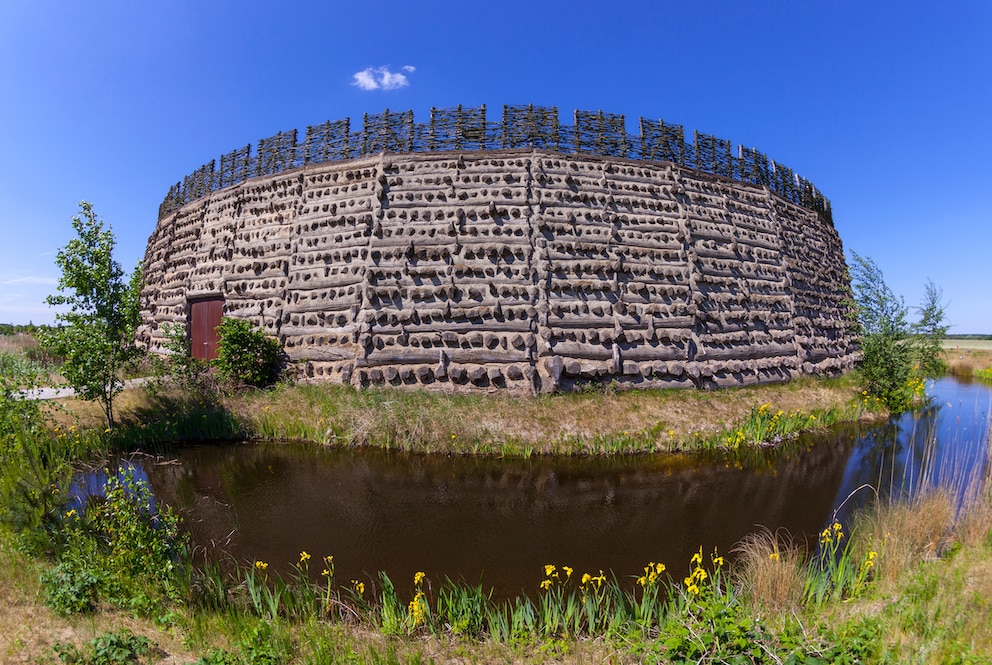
[139,148,856,395]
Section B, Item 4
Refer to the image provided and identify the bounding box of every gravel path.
[15,378,150,401]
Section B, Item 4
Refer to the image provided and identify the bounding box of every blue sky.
[1,1,989,332]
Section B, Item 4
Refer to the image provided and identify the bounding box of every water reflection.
[129,377,989,599]
[831,377,991,526]
[141,437,853,598]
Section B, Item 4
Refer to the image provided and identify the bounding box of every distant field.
[943,339,992,351]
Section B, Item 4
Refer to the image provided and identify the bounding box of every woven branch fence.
[159,104,831,225]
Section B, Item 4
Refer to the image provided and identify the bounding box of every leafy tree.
[913,279,949,378]
[848,252,915,411]
[40,202,143,429]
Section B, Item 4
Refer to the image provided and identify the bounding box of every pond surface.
[124,377,990,598]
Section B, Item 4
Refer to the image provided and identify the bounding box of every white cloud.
[353,69,380,91]
[1,276,57,286]
[352,65,415,91]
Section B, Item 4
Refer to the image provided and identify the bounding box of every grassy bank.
[34,332,992,457]
[44,374,865,457]
[5,332,992,662]
[2,472,990,663]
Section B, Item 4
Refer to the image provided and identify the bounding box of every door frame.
[187,295,225,361]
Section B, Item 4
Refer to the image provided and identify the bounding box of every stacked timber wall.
[139,148,856,394]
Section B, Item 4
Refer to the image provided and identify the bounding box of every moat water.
[79,377,991,598]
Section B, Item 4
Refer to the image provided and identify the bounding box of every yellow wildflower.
[408,590,427,625]
[540,579,552,591]
[299,551,311,564]
[254,560,268,570]
[352,579,365,595]
[769,551,780,561]
[544,564,556,577]
[581,572,592,585]
[414,571,426,586]
[562,565,573,579]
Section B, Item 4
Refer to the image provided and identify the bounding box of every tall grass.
[734,392,992,662]
[227,380,860,456]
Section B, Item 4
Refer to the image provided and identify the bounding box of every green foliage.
[40,202,143,428]
[190,622,288,665]
[849,254,951,409]
[90,468,185,592]
[192,649,240,665]
[0,322,45,335]
[914,279,950,378]
[53,629,152,665]
[803,520,878,606]
[0,420,72,553]
[660,591,769,663]
[41,558,100,615]
[148,322,214,401]
[436,579,490,636]
[710,403,833,450]
[0,350,45,449]
[40,467,186,615]
[236,622,289,665]
[848,252,918,412]
[213,318,282,390]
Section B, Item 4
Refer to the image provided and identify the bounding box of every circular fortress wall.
[139,109,856,394]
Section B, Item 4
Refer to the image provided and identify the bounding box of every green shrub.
[0,350,45,448]
[213,318,282,390]
[0,430,74,556]
[41,559,100,615]
[192,649,240,665]
[41,467,186,615]
[90,468,185,593]
[914,279,949,378]
[53,629,152,665]
[149,322,214,401]
[848,253,916,412]
[849,253,949,411]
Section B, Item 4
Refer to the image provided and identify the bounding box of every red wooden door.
[190,298,224,361]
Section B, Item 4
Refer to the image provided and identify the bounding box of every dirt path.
[16,378,150,401]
